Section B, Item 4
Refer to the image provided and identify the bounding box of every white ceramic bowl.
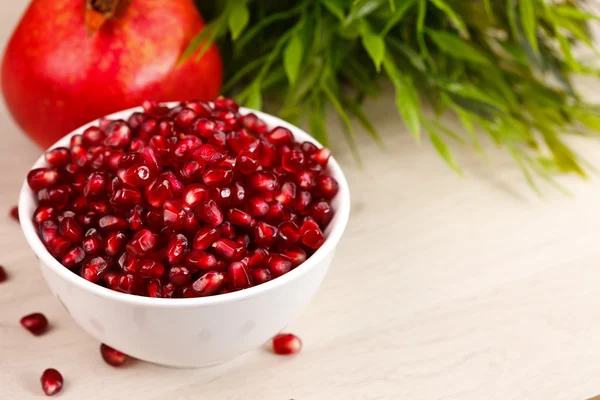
[18,105,350,367]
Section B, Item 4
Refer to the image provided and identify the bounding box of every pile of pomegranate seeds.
[272,333,302,355]
[41,368,63,396]
[27,98,338,298]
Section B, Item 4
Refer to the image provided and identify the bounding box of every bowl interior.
[19,104,351,307]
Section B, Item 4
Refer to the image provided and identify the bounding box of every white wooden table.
[3,2,600,399]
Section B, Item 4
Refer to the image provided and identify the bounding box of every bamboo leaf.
[345,100,384,146]
[429,0,469,37]
[361,24,386,72]
[321,78,360,162]
[309,93,328,145]
[234,6,302,54]
[483,0,494,19]
[519,0,538,54]
[387,38,426,72]
[381,0,416,36]
[427,30,492,65]
[284,33,304,85]
[244,83,262,110]
[388,0,395,12]
[346,0,382,24]
[417,0,430,61]
[383,54,421,141]
[553,5,600,21]
[507,0,518,39]
[320,0,346,21]
[426,125,461,173]
[228,2,250,40]
[556,31,580,72]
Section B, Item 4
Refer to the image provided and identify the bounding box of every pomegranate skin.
[1,0,222,148]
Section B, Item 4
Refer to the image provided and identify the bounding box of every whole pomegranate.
[1,0,222,148]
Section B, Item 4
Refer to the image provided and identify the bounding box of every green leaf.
[427,30,491,65]
[383,54,421,141]
[519,0,538,54]
[244,83,262,110]
[284,33,304,85]
[345,100,384,147]
[309,93,328,146]
[483,0,494,19]
[360,24,386,72]
[388,0,395,12]
[417,0,430,61]
[228,2,250,40]
[179,20,222,65]
[556,31,580,72]
[387,38,426,72]
[548,13,593,47]
[346,1,382,25]
[443,82,508,113]
[553,5,600,21]
[426,126,461,173]
[381,0,416,36]
[234,6,302,54]
[320,0,346,21]
[429,0,469,37]
[507,0,519,39]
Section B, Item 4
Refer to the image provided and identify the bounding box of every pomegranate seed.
[254,221,278,246]
[118,252,138,273]
[247,196,269,217]
[40,220,58,244]
[275,182,297,205]
[265,201,285,224]
[202,167,233,187]
[300,219,325,249]
[41,368,63,396]
[105,231,127,256]
[174,107,197,130]
[197,199,223,226]
[194,144,226,165]
[248,248,269,269]
[267,127,294,147]
[214,96,239,111]
[182,184,207,208]
[82,229,103,255]
[49,236,72,258]
[82,256,110,282]
[179,160,205,182]
[104,120,132,148]
[281,246,307,267]
[169,265,191,286]
[129,138,146,152]
[183,211,200,234]
[163,200,186,229]
[311,147,331,167]
[121,165,153,187]
[317,176,339,199]
[282,150,305,173]
[310,200,333,227]
[58,217,83,242]
[100,343,128,367]
[228,262,252,290]
[0,266,7,283]
[190,117,216,138]
[33,206,56,224]
[10,205,19,222]
[138,259,165,278]
[187,249,217,270]
[28,168,59,190]
[301,141,318,154]
[212,238,247,262]
[219,221,237,239]
[126,205,145,230]
[297,170,316,190]
[145,178,174,208]
[227,208,253,227]
[98,215,128,232]
[148,278,163,298]
[83,172,105,198]
[248,171,279,193]
[128,111,146,129]
[166,233,188,264]
[82,126,106,147]
[45,147,71,168]
[251,268,272,284]
[20,313,49,335]
[235,149,258,174]
[61,246,86,268]
[108,273,138,294]
[126,229,156,256]
[268,254,292,277]
[278,221,301,244]
[255,141,277,167]
[191,271,225,296]
[272,333,302,355]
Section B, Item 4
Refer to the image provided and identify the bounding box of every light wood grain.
[3,2,600,399]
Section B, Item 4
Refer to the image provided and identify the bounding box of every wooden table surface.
[3,2,600,400]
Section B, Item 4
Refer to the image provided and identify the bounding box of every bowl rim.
[18,104,350,308]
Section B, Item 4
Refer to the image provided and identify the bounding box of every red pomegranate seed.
[248,171,279,193]
[121,165,153,187]
[214,96,239,111]
[147,278,163,298]
[228,262,252,290]
[82,230,103,255]
[104,120,132,148]
[282,150,305,173]
[83,172,106,198]
[0,266,7,283]
[126,205,145,230]
[297,170,316,190]
[295,190,312,213]
[58,217,83,242]
[184,211,200,234]
[33,206,56,224]
[49,236,72,258]
[169,265,191,286]
[268,255,292,277]
[105,231,127,256]
[219,221,237,240]
[182,184,207,208]
[300,219,325,249]
[163,200,186,229]
[311,147,331,167]
[126,229,156,256]
[41,368,63,396]
[145,178,174,208]
[118,253,138,273]
[272,333,302,355]
[40,220,58,244]
[235,149,258,174]
[166,233,188,264]
[187,249,217,270]
[310,200,333,227]
[21,312,49,335]
[251,268,272,284]
[100,343,128,367]
[254,221,278,246]
[267,127,294,147]
[281,246,307,267]
[45,147,71,168]
[247,196,269,217]
[82,126,106,147]
[138,259,165,278]
[28,168,59,190]
[227,208,253,227]
[194,144,226,165]
[248,248,269,269]
[61,246,86,269]
[10,205,19,222]
[179,160,205,182]
[278,221,301,245]
[98,215,128,232]
[202,167,233,187]
[255,141,277,167]
[213,238,247,262]
[191,271,225,296]
[197,199,223,226]
[82,256,110,282]
[265,201,285,224]
[317,176,339,199]
[275,182,297,205]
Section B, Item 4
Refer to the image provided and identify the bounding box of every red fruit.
[82,229,103,255]
[317,176,339,199]
[227,208,253,227]
[138,259,165,278]
[197,199,223,226]
[49,236,72,258]
[145,178,174,208]
[254,221,278,246]
[191,271,225,296]
[45,147,72,168]
[275,182,297,205]
[212,238,247,262]
[100,343,128,367]
[82,256,110,283]
[98,215,128,232]
[278,221,301,245]
[0,266,7,283]
[147,279,163,298]
[62,246,86,269]
[20,312,49,335]
[118,253,138,273]
[248,171,279,193]
[267,127,294,147]
[126,205,146,230]
[41,368,63,396]
[272,333,302,355]
[169,265,192,286]
[10,205,19,222]
[83,172,106,198]
[311,148,331,167]
[126,229,156,256]
[27,168,59,190]
[194,144,226,165]
[247,196,269,217]
[251,268,272,284]
[179,160,205,182]
[248,248,269,269]
[228,262,252,290]
[219,221,237,240]
[300,219,325,249]
[105,231,128,256]
[33,205,56,224]
[163,200,186,229]
[186,249,217,270]
[59,217,83,242]
[2,0,222,148]
[295,190,312,213]
[122,165,153,187]
[310,200,333,227]
[235,149,259,174]
[182,184,208,208]
[202,167,233,187]
[268,254,292,277]
[297,170,316,190]
[166,234,188,264]
[281,246,307,267]
[40,220,58,244]
[255,141,277,167]
[282,150,305,173]
[301,141,318,154]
